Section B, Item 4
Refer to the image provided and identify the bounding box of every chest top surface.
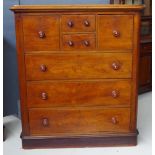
[10,4,144,12]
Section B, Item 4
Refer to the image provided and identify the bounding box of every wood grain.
[15,14,30,135]
[29,107,130,136]
[25,53,132,80]
[10,4,145,13]
[98,15,133,50]
[62,34,96,51]
[27,80,131,108]
[61,15,96,32]
[11,4,144,148]
[23,15,60,51]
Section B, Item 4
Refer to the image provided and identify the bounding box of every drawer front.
[62,34,96,51]
[61,15,96,32]
[29,108,130,136]
[27,80,131,108]
[98,15,133,50]
[25,53,132,80]
[23,15,60,51]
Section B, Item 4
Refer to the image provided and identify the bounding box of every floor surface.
[3,92,152,155]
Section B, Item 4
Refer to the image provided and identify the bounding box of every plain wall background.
[3,0,109,116]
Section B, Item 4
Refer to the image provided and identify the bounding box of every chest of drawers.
[11,4,144,149]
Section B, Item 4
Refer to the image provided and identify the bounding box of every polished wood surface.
[25,53,132,80]
[23,15,60,51]
[10,4,144,12]
[11,5,143,148]
[27,80,131,108]
[98,15,133,50]
[61,15,96,32]
[29,107,130,136]
[62,34,96,50]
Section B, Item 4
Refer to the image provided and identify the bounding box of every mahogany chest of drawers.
[11,4,144,148]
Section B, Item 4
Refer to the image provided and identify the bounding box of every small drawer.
[25,53,132,80]
[62,34,96,51]
[27,80,131,108]
[98,15,133,50]
[29,108,130,136]
[23,15,60,51]
[61,15,96,32]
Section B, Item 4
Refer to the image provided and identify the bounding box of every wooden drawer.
[29,108,130,136]
[62,34,96,51]
[25,53,132,80]
[61,15,96,32]
[23,15,60,51]
[27,80,131,108]
[98,15,133,50]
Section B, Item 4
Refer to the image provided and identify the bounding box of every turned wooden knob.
[111,117,117,124]
[111,62,120,70]
[83,40,90,46]
[68,41,74,46]
[111,90,119,98]
[42,118,49,127]
[68,21,74,27]
[38,31,45,38]
[40,64,47,72]
[113,30,120,37]
[84,20,90,27]
[41,92,48,100]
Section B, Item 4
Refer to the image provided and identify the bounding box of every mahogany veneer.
[11,4,144,149]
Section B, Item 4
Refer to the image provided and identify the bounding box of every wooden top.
[10,4,145,13]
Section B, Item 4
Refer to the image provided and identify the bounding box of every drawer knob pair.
[67,20,90,27]
[38,31,46,38]
[113,30,120,37]
[68,40,90,46]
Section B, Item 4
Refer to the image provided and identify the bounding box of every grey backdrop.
[3,0,109,116]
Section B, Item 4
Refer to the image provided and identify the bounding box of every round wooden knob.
[113,30,120,37]
[42,118,49,127]
[38,31,45,38]
[111,62,120,70]
[84,20,90,27]
[111,90,119,98]
[68,41,74,46]
[68,21,74,27]
[83,40,90,46]
[111,117,117,124]
[40,64,47,72]
[41,92,48,100]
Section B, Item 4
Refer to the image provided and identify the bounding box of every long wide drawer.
[27,80,131,108]
[29,108,130,136]
[25,53,132,80]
